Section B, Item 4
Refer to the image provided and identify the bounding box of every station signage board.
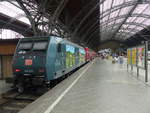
[137,46,145,68]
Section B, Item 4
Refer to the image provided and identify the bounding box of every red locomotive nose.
[15,69,21,72]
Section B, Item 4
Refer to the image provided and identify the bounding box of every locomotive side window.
[33,41,48,50]
[57,43,61,52]
[18,42,32,50]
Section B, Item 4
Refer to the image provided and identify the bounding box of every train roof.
[19,36,85,50]
[62,39,84,50]
[20,36,50,42]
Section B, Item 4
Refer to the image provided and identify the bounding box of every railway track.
[0,77,67,113]
[0,66,82,113]
[0,88,46,113]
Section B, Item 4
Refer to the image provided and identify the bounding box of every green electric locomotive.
[12,36,86,92]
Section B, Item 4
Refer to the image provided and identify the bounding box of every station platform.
[19,59,150,113]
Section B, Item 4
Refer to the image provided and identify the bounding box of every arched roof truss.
[100,0,150,42]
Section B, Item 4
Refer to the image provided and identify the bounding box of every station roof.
[0,0,150,50]
[100,0,150,46]
[0,1,30,25]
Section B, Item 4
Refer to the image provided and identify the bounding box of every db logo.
[25,59,32,65]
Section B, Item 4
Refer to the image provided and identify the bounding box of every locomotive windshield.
[17,41,48,54]
[33,42,48,50]
[18,42,32,50]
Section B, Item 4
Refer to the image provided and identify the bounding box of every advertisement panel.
[66,45,75,68]
[132,48,137,65]
[79,49,85,63]
[127,49,131,65]
[137,46,145,68]
[127,42,148,82]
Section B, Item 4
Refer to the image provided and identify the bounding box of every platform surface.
[19,59,150,113]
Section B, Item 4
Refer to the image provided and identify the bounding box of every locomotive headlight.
[39,68,45,72]
[15,69,21,72]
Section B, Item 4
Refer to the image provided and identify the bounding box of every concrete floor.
[0,80,11,94]
[19,59,150,113]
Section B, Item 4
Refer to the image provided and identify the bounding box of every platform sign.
[132,48,137,65]
[127,49,132,65]
[137,46,145,68]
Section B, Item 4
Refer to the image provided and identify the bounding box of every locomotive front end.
[12,38,49,92]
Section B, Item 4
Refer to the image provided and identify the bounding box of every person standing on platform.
[119,54,124,65]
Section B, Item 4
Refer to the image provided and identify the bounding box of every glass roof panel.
[120,26,143,32]
[0,1,30,25]
[101,25,118,33]
[133,4,149,14]
[143,5,150,15]
[113,18,124,24]
[100,4,103,13]
[118,32,133,36]
[103,0,112,12]
[101,19,123,30]
[109,10,120,19]
[142,19,150,25]
[117,23,143,33]
[100,0,150,41]
[119,30,136,34]
[126,17,137,22]
[0,29,24,39]
[126,17,146,23]
[126,24,142,29]
[134,27,143,31]
[125,0,134,2]
[102,15,109,22]
[113,0,124,7]
[121,24,128,29]
[119,6,133,16]
[116,32,133,39]
[133,17,146,23]
[107,21,115,26]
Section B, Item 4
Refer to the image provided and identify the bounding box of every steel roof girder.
[86,29,99,44]
[16,0,44,35]
[0,19,33,36]
[78,14,99,33]
[100,13,150,27]
[71,0,105,39]
[110,0,140,39]
[101,22,146,33]
[81,20,99,42]
[88,35,99,47]
[100,1,138,20]
[68,0,97,27]
[104,0,115,30]
[52,0,69,21]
